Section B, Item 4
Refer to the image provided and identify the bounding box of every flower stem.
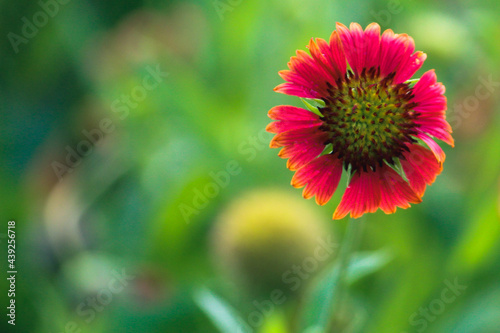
[325,216,365,332]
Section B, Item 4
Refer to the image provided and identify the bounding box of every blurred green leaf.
[347,249,394,283]
[299,249,393,332]
[448,189,500,274]
[194,288,249,333]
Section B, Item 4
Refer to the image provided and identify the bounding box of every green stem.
[325,216,365,332]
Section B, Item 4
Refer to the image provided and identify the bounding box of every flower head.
[267,22,454,219]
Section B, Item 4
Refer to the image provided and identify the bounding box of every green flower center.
[319,68,418,171]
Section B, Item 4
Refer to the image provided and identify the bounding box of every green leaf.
[404,78,420,87]
[194,288,250,333]
[320,143,333,156]
[300,98,324,116]
[392,159,408,182]
[312,98,326,106]
[448,191,500,274]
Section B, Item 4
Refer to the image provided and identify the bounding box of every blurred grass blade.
[194,288,249,333]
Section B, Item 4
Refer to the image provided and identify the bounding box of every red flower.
[267,23,454,219]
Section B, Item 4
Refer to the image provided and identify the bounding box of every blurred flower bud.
[211,189,336,298]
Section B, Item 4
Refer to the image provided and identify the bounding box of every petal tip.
[265,122,276,133]
[315,197,328,206]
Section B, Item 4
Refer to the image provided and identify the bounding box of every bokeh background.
[1,0,499,332]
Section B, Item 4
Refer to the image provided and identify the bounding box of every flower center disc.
[319,67,418,171]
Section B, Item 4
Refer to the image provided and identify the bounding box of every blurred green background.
[1,0,499,332]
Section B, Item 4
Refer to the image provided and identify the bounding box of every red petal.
[268,105,321,121]
[416,132,447,163]
[266,106,323,133]
[328,30,347,78]
[377,164,421,214]
[307,38,340,86]
[410,70,454,147]
[417,125,454,146]
[379,32,415,79]
[291,154,343,205]
[412,70,439,98]
[363,23,381,70]
[336,22,365,76]
[401,144,443,197]
[285,50,333,97]
[278,137,327,171]
[274,83,319,99]
[270,127,324,148]
[333,169,382,219]
[317,35,346,80]
[266,120,322,134]
[393,51,426,85]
